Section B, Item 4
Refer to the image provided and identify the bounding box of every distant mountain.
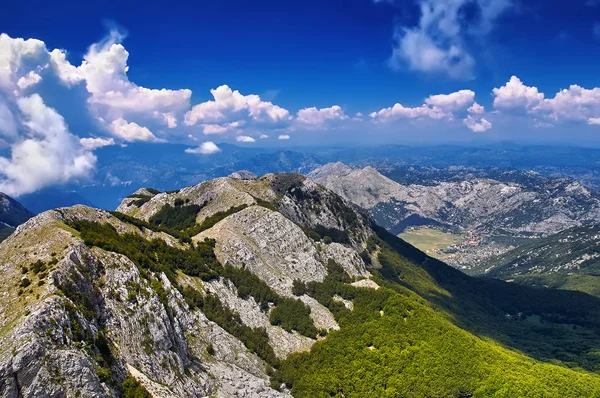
[310,162,600,271]
[18,188,96,214]
[0,192,34,241]
[25,143,600,211]
[479,224,600,297]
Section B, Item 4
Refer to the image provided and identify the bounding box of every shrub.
[292,279,307,296]
[122,376,151,398]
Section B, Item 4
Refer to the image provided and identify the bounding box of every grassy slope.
[275,227,600,397]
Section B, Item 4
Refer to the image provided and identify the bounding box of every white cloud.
[544,85,600,122]
[153,111,177,128]
[589,118,600,125]
[296,105,347,127]
[16,71,42,90]
[493,76,600,124]
[467,102,485,114]
[79,136,116,150]
[185,141,221,154]
[49,30,191,139]
[278,134,291,140]
[384,0,512,79]
[0,34,47,91]
[236,135,256,143]
[259,134,269,139]
[184,85,291,127]
[425,90,475,111]
[0,94,96,196]
[202,121,244,135]
[463,115,492,132]
[109,118,158,142]
[0,99,17,137]
[390,29,475,80]
[370,102,448,121]
[493,76,545,110]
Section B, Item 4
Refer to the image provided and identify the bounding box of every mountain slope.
[480,224,600,297]
[2,174,600,396]
[0,192,34,241]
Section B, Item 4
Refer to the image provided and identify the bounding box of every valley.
[397,226,467,260]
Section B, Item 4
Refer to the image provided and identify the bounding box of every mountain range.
[0,193,33,241]
[2,173,600,396]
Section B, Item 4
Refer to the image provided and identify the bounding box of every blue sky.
[0,0,599,195]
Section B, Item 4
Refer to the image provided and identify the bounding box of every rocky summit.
[2,173,600,397]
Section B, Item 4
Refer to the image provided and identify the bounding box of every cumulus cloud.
[0,94,96,196]
[492,76,544,110]
[463,115,492,132]
[236,135,256,143]
[278,134,291,140]
[79,136,116,150]
[202,121,244,135]
[383,0,512,79]
[425,90,475,111]
[493,76,600,125]
[370,102,448,122]
[54,31,191,125]
[16,71,42,90]
[467,102,485,114]
[259,134,269,139]
[185,141,221,154]
[588,118,600,125]
[296,105,347,127]
[0,34,47,91]
[184,85,291,131]
[109,118,158,142]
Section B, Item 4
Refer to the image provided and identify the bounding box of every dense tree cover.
[126,194,152,208]
[292,279,307,296]
[273,283,600,397]
[182,286,279,366]
[68,220,221,282]
[149,203,203,230]
[194,204,248,233]
[270,230,600,396]
[303,225,350,244]
[270,298,318,338]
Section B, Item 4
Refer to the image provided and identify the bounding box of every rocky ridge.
[0,173,374,397]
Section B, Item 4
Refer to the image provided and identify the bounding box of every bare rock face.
[197,206,327,295]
